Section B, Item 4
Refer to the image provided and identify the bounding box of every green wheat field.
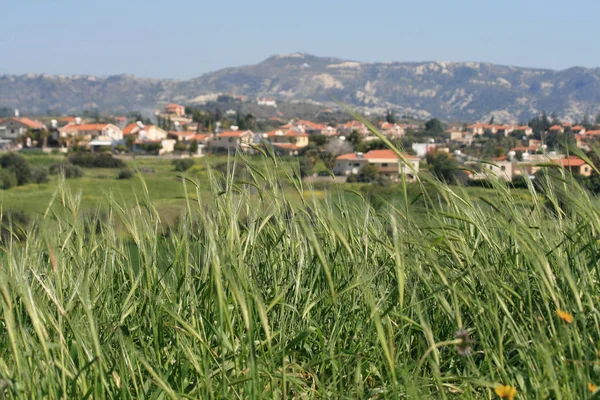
[0,149,599,399]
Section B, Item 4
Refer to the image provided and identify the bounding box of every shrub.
[174,142,188,153]
[172,158,194,172]
[139,142,162,155]
[0,153,32,185]
[50,163,84,179]
[0,169,17,189]
[68,153,125,168]
[31,167,50,184]
[117,169,134,180]
[113,144,128,153]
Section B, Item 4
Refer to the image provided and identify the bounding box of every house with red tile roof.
[0,117,46,140]
[59,123,122,139]
[549,125,565,134]
[266,129,309,148]
[557,156,592,177]
[58,123,123,150]
[334,149,420,181]
[379,122,406,137]
[121,123,176,154]
[167,131,197,142]
[211,129,254,152]
[164,104,186,117]
[338,120,369,136]
[571,125,586,135]
[123,123,168,141]
[514,125,534,136]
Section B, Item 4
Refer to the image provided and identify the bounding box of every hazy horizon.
[1,52,599,80]
[3,0,600,79]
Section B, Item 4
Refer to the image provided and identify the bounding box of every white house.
[257,98,277,107]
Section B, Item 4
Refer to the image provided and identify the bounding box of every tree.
[596,113,600,125]
[0,153,32,186]
[309,135,328,148]
[489,116,495,125]
[425,151,458,183]
[386,109,396,124]
[244,113,256,130]
[541,112,551,131]
[299,157,314,178]
[348,130,361,148]
[125,135,136,151]
[189,139,199,155]
[215,108,223,122]
[323,138,353,169]
[424,118,445,134]
[583,115,591,129]
[551,112,560,126]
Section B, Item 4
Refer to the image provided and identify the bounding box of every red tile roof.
[165,103,184,109]
[510,146,539,152]
[560,157,587,167]
[4,117,45,129]
[586,130,600,136]
[123,123,139,135]
[295,120,324,130]
[60,123,109,133]
[342,120,365,129]
[218,130,251,138]
[272,143,300,151]
[549,125,563,131]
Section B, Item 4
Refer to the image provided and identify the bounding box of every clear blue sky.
[2,0,599,79]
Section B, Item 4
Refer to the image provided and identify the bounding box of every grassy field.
[0,151,599,398]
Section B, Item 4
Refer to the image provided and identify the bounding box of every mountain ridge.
[2,53,600,122]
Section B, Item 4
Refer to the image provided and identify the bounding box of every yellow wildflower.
[589,382,598,393]
[494,385,517,399]
[556,309,574,324]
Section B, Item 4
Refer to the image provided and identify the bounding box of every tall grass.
[1,150,600,399]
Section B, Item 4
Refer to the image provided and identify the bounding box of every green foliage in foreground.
[1,154,600,399]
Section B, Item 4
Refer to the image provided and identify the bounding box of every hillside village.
[1,100,600,185]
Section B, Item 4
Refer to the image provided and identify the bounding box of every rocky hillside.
[2,53,600,122]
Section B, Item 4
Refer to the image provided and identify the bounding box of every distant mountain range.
[2,53,600,122]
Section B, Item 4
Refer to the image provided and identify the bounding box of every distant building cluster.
[0,102,596,182]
